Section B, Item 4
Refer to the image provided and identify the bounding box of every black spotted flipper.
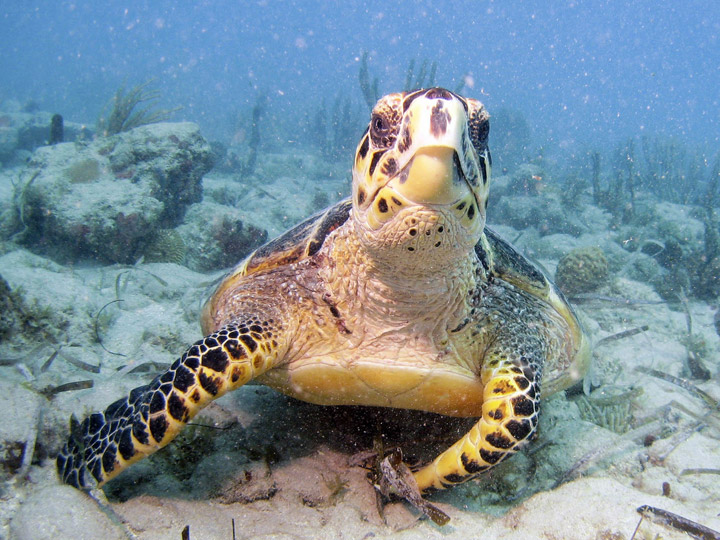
[57,320,286,489]
[413,333,543,492]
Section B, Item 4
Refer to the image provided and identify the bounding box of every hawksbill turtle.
[58,87,590,495]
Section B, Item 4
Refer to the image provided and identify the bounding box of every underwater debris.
[569,294,665,306]
[40,379,93,398]
[681,468,720,476]
[636,367,719,410]
[646,415,704,466]
[677,291,711,380]
[17,399,41,480]
[59,349,100,373]
[377,449,450,526]
[666,400,720,436]
[632,504,720,540]
[97,79,180,136]
[39,347,60,373]
[594,325,649,347]
[557,419,665,488]
[114,264,169,301]
[94,299,127,357]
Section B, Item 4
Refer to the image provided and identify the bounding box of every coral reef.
[64,158,101,184]
[688,208,720,300]
[0,273,58,344]
[97,79,180,137]
[358,51,379,109]
[177,202,268,271]
[211,95,268,178]
[402,58,437,91]
[209,215,268,269]
[48,113,63,145]
[0,103,89,164]
[591,136,716,220]
[508,163,544,196]
[0,274,20,340]
[492,190,586,237]
[575,390,634,434]
[8,122,214,264]
[555,246,610,295]
[142,228,186,265]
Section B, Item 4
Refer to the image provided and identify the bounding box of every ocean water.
[1,2,719,539]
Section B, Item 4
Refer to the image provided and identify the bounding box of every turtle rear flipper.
[57,320,288,489]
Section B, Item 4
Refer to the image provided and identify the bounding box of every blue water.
[3,3,720,538]
[2,1,718,151]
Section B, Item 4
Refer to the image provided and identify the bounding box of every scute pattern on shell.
[243,200,352,276]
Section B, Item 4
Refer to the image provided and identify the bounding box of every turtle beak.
[392,146,465,205]
[387,96,480,206]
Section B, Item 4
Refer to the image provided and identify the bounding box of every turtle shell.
[479,227,591,395]
[242,198,353,276]
[201,199,352,332]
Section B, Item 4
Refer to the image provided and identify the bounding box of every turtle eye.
[368,95,402,148]
[468,107,490,155]
[371,114,390,138]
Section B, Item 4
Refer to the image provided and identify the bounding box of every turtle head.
[351,87,490,268]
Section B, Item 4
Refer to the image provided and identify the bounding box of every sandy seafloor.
[1,152,719,540]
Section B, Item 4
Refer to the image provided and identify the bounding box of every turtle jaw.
[390,146,470,206]
[360,146,483,237]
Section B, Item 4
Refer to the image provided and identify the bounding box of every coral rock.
[13,122,214,264]
[555,246,610,295]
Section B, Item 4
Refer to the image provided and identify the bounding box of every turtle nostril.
[425,88,452,100]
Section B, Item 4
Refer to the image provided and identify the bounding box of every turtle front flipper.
[57,320,287,489]
[413,349,542,492]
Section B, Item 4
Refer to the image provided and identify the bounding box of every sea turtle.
[57,87,590,495]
